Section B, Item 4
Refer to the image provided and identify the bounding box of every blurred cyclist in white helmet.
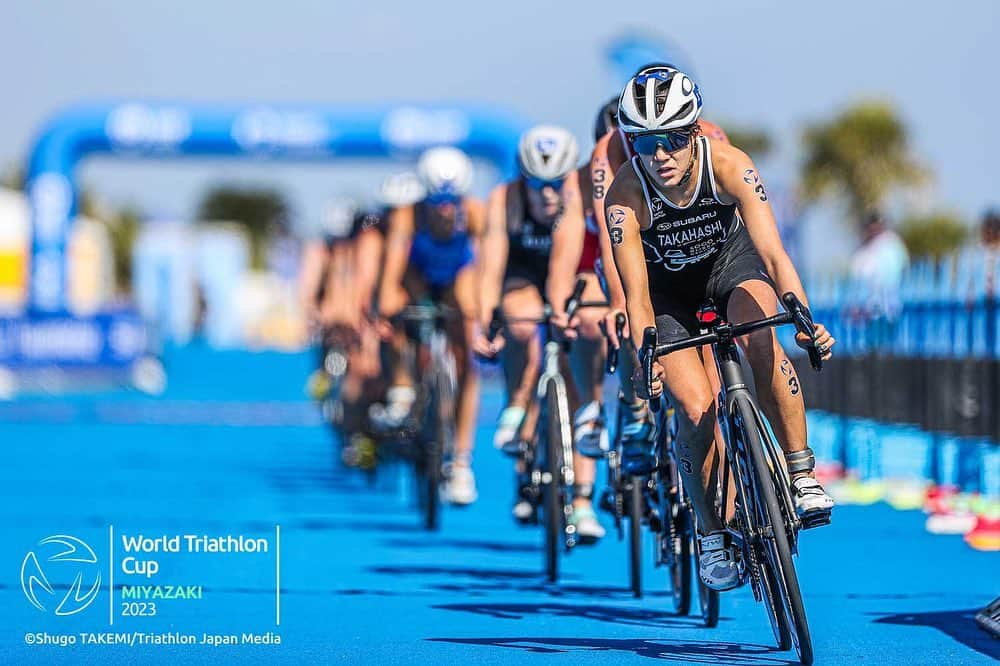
[376,146,486,506]
[472,124,607,542]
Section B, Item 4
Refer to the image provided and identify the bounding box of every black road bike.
[639,292,824,665]
[602,317,717,626]
[487,279,604,582]
[385,304,460,531]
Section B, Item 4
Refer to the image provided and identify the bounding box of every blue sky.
[3,0,997,270]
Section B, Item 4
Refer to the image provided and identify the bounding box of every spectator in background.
[850,210,910,297]
[848,210,909,349]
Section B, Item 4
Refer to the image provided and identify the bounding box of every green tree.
[722,126,773,160]
[1,165,24,190]
[197,186,290,269]
[800,101,925,227]
[899,212,968,261]
[103,207,142,292]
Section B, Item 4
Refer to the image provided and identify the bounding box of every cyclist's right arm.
[605,171,662,398]
[354,226,385,321]
[298,240,328,325]
[377,205,415,318]
[473,185,511,356]
[478,185,510,325]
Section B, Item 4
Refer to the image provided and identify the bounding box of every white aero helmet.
[517,125,579,182]
[379,171,425,208]
[618,66,703,133]
[416,146,474,201]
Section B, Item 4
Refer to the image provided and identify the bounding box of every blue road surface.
[1,349,998,664]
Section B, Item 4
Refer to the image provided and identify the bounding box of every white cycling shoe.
[698,531,743,591]
[443,465,478,506]
[493,405,526,455]
[512,499,535,523]
[569,505,606,544]
[368,386,416,430]
[792,476,835,528]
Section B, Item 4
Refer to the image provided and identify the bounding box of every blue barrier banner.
[25,101,527,314]
[0,311,147,367]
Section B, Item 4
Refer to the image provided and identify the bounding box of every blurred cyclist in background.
[605,65,835,589]
[377,148,485,505]
[300,198,388,469]
[333,173,425,470]
[474,125,607,541]
[300,198,363,403]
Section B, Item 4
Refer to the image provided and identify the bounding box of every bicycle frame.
[534,335,577,550]
[710,330,801,591]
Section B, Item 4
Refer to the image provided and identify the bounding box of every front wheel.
[627,477,643,598]
[734,394,812,664]
[543,380,568,583]
[696,559,720,628]
[669,502,692,614]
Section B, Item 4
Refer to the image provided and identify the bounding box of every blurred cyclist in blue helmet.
[376,146,486,506]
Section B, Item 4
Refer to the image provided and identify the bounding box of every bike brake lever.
[640,326,661,412]
[563,277,588,319]
[781,292,823,372]
[605,313,627,375]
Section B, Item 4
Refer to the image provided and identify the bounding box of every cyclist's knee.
[674,395,716,441]
[740,327,779,361]
[576,309,605,341]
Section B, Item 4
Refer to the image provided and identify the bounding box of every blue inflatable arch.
[25,101,527,313]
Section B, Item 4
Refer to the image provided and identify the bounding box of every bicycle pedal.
[799,509,832,530]
[500,439,527,458]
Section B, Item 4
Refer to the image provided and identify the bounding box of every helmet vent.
[666,101,694,124]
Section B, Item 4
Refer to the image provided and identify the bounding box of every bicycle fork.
[537,339,576,549]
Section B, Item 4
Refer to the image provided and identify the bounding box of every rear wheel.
[628,476,643,598]
[734,394,812,664]
[669,502,692,614]
[423,379,444,531]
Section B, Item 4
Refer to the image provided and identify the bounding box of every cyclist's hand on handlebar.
[473,329,504,358]
[379,285,408,320]
[550,311,579,341]
[633,360,664,400]
[375,317,395,341]
[601,308,629,350]
[796,322,835,360]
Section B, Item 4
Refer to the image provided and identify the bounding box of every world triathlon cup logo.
[21,535,102,615]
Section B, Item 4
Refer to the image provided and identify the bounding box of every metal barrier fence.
[805,251,1000,358]
[781,250,1000,501]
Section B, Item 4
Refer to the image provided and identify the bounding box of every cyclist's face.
[525,180,563,220]
[631,127,697,189]
[639,140,694,189]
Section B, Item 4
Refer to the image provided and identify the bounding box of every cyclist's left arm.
[715,145,808,305]
[715,144,835,356]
